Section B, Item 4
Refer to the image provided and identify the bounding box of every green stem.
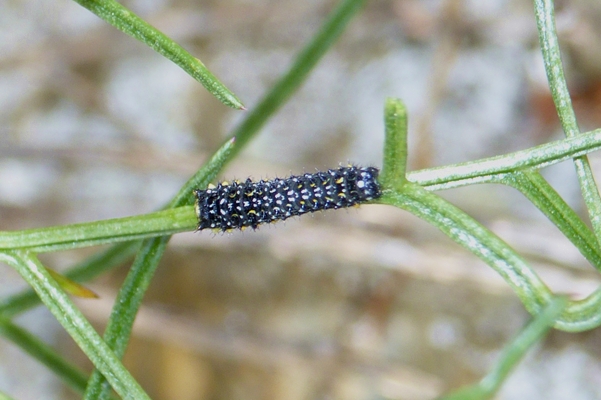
[533,0,578,133]
[408,128,601,191]
[0,207,196,253]
[83,137,235,399]
[499,171,601,271]
[0,251,150,400]
[83,238,169,400]
[380,183,601,332]
[0,241,139,318]
[380,184,552,315]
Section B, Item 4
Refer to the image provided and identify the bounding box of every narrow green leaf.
[500,171,601,271]
[84,238,170,400]
[0,251,150,400]
[379,183,552,314]
[533,0,578,133]
[380,98,409,189]
[0,241,140,318]
[478,296,567,395]
[84,137,236,400]
[557,288,601,332]
[408,128,601,191]
[379,183,601,332]
[72,0,243,109]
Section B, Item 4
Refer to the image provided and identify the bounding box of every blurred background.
[2,0,601,398]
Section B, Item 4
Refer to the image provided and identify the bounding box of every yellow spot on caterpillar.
[207,183,216,189]
[336,177,344,184]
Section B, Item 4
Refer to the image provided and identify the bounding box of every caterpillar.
[194,165,381,231]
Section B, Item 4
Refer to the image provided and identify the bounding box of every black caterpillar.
[194,165,381,231]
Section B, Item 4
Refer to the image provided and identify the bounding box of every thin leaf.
[72,0,243,109]
[0,241,140,318]
[379,183,601,332]
[501,171,601,271]
[0,207,196,253]
[408,128,601,191]
[379,183,552,313]
[380,98,409,189]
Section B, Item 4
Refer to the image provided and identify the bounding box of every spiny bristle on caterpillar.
[194,165,381,232]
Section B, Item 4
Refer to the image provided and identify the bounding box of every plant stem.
[0,241,139,318]
[409,128,601,190]
[0,251,150,400]
[500,171,601,271]
[83,137,235,399]
[0,207,196,253]
[380,98,409,189]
